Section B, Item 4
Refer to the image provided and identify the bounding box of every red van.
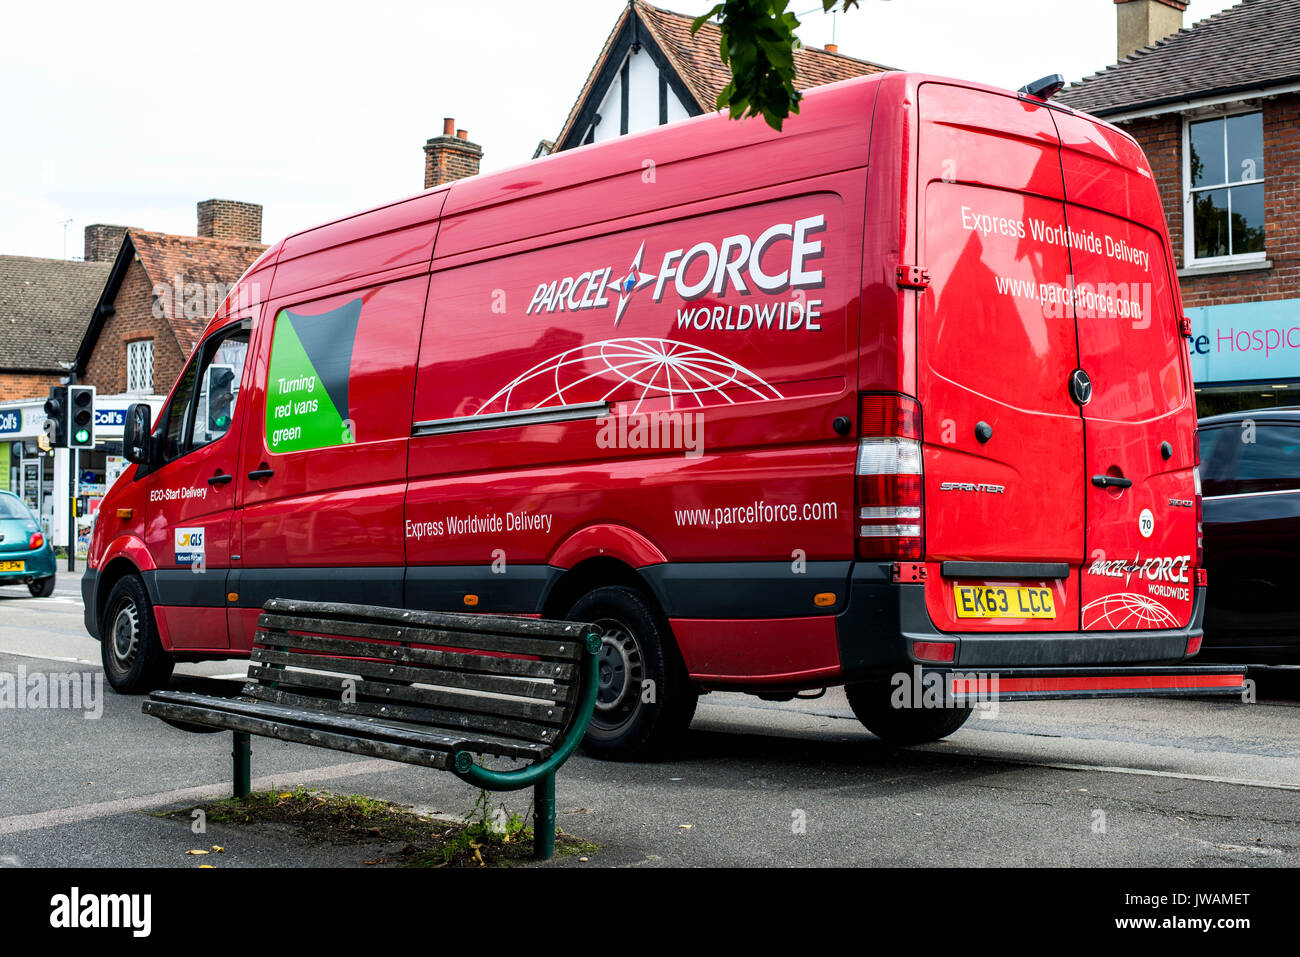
[84,71,1245,756]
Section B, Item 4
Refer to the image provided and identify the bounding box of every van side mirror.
[123,403,152,465]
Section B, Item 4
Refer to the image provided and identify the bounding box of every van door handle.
[207,471,234,486]
[247,468,275,481]
[1091,474,1132,489]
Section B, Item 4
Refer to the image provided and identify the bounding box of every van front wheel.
[567,585,697,760]
[845,680,972,745]
[100,575,174,694]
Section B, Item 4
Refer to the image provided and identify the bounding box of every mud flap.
[926,665,1248,704]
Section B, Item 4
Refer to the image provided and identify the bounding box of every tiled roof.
[1057,0,1300,116]
[0,255,112,370]
[636,1,892,108]
[127,230,265,354]
[555,1,892,147]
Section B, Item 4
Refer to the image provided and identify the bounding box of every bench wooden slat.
[145,699,455,769]
[241,685,564,745]
[247,631,577,682]
[263,599,591,646]
[258,613,584,661]
[244,665,569,724]
[251,646,576,704]
[147,691,556,762]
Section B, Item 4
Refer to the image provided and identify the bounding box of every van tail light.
[29,532,43,549]
[1193,465,1203,568]
[856,393,924,561]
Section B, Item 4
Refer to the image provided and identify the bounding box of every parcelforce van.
[84,72,1246,756]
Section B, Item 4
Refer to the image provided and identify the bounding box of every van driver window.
[160,361,199,463]
[187,330,250,450]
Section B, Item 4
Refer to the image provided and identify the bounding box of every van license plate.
[953,584,1055,619]
[0,561,25,573]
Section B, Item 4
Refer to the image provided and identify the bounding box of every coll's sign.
[94,409,126,429]
[0,410,19,435]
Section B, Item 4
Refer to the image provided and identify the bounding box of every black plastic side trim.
[81,567,99,639]
[141,569,230,608]
[404,565,561,615]
[940,561,1070,580]
[640,561,853,619]
[227,567,403,611]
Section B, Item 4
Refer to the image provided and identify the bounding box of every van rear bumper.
[836,562,1207,681]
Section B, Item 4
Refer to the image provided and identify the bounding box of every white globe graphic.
[477,337,783,415]
[1082,593,1181,630]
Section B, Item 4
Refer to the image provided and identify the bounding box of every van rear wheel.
[567,585,697,760]
[845,680,972,745]
[100,575,174,694]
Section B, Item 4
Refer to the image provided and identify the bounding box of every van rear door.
[1053,112,1198,631]
[915,82,1084,632]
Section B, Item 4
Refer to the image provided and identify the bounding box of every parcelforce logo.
[525,215,827,325]
[940,482,1006,494]
[1087,554,1191,586]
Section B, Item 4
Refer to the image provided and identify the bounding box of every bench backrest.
[247,599,595,755]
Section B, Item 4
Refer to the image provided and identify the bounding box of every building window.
[1185,110,1265,264]
[126,339,154,394]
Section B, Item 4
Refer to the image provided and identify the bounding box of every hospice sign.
[1186,298,1300,384]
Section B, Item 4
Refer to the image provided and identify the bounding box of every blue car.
[0,490,57,597]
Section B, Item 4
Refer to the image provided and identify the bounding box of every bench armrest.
[451,630,602,791]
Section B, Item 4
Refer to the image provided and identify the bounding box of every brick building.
[1058,0,1300,414]
[546,0,891,154]
[0,256,110,403]
[75,199,266,397]
[0,199,265,552]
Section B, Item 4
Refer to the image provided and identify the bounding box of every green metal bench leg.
[534,773,556,860]
[233,731,251,798]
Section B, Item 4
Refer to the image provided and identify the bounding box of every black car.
[1197,408,1300,662]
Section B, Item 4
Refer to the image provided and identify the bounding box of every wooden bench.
[142,599,601,860]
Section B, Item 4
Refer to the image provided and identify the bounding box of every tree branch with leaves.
[692,0,861,130]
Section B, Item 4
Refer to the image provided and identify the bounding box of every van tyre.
[845,680,972,745]
[567,585,697,760]
[27,576,55,598]
[101,575,174,694]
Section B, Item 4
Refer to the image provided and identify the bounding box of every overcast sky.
[1,0,1241,261]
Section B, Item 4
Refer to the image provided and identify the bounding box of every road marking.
[0,759,397,836]
[936,752,1300,792]
[0,649,96,666]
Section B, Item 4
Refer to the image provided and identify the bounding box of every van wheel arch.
[96,557,147,638]
[542,558,698,759]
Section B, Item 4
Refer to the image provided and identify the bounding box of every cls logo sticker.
[1169,498,1193,508]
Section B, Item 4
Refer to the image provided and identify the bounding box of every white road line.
[0,759,397,836]
[0,649,96,666]
[939,752,1300,791]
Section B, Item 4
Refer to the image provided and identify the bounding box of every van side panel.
[405,99,876,676]
[229,267,430,635]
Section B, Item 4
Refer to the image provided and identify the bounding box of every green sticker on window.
[264,300,360,453]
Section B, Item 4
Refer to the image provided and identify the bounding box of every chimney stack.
[424,117,483,188]
[825,43,838,54]
[196,199,262,243]
[84,224,129,263]
[1115,0,1187,60]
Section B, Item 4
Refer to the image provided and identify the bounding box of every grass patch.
[159,787,597,867]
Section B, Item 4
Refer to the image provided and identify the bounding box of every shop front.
[1188,297,1300,417]
[0,394,162,558]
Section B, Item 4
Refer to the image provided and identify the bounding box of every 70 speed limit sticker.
[1138,508,1155,539]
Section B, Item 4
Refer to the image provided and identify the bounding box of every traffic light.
[43,386,68,448]
[69,385,96,449]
